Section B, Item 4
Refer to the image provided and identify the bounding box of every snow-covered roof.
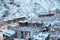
[2,29,15,37]
[9,23,19,27]
[33,32,49,40]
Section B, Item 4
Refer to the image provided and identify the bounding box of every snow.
[9,23,19,27]
[0,0,60,21]
[33,32,49,40]
[2,29,15,36]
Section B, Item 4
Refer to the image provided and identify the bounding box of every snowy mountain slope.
[0,0,60,21]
